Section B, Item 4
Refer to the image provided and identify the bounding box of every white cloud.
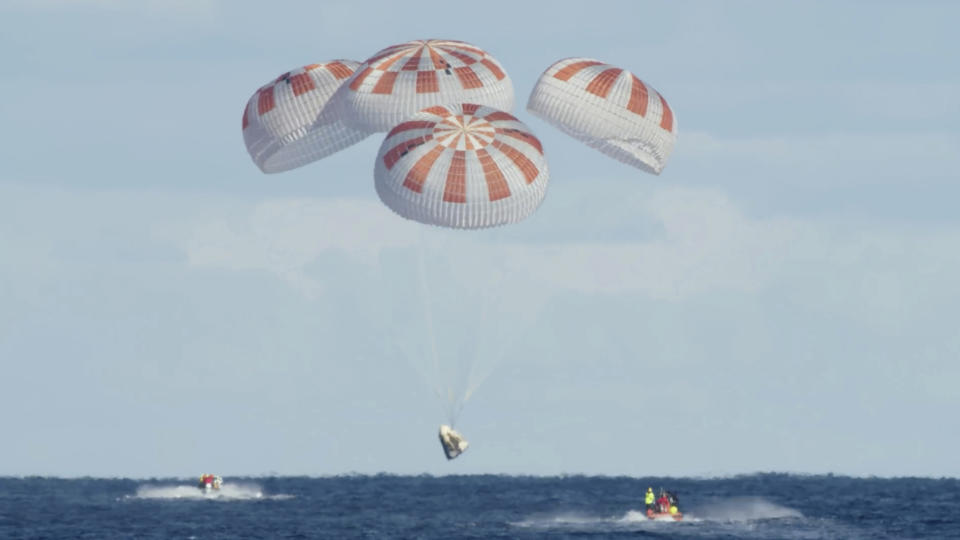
[497,188,804,299]
[672,82,960,123]
[172,187,960,332]
[4,0,219,17]
[176,198,419,297]
[680,130,960,186]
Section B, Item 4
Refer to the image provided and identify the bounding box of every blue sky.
[1,1,959,478]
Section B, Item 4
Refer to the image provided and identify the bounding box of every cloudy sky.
[1,1,958,478]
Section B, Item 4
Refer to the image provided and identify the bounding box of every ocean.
[1,474,957,539]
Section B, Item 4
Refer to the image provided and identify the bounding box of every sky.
[1,0,959,478]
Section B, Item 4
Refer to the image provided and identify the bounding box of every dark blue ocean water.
[1,474,958,539]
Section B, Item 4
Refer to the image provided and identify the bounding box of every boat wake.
[512,498,814,538]
[129,483,291,501]
[619,509,695,522]
[690,497,803,522]
[512,510,687,531]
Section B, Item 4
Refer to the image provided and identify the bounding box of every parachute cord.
[370,250,421,387]
[450,397,465,428]
[471,268,495,394]
[461,257,501,408]
[461,264,513,407]
[448,391,460,427]
[416,231,448,420]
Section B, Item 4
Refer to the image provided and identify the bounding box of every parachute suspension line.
[370,251,416,382]
[415,231,451,421]
[463,261,527,408]
[461,263,497,406]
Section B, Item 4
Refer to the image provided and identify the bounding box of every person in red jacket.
[656,491,670,513]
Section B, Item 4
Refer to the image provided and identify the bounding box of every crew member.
[656,490,670,513]
[645,487,655,513]
[666,491,680,514]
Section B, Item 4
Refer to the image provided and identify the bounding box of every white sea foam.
[130,482,290,501]
[513,498,801,532]
[688,497,803,521]
[618,509,691,522]
[513,509,684,530]
[520,512,598,526]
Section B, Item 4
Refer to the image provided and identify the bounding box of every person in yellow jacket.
[666,490,681,515]
[644,487,655,513]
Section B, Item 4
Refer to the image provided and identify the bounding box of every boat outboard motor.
[438,425,469,460]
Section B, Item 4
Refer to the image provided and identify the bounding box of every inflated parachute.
[242,60,369,173]
[527,58,676,175]
[374,103,548,229]
[336,40,514,132]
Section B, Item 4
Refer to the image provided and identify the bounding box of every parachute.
[374,103,549,229]
[237,43,676,463]
[527,57,676,175]
[334,39,514,133]
[242,60,370,173]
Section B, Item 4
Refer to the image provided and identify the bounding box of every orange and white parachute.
[336,40,514,133]
[374,103,548,229]
[242,60,369,173]
[527,58,676,175]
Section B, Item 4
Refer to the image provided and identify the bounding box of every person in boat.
[198,473,221,490]
[644,487,655,513]
[665,490,680,515]
[656,489,670,513]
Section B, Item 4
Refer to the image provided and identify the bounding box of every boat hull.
[646,509,683,521]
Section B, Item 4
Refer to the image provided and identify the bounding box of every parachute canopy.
[438,425,469,460]
[242,60,369,173]
[374,103,548,229]
[336,39,514,133]
[527,57,676,175]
